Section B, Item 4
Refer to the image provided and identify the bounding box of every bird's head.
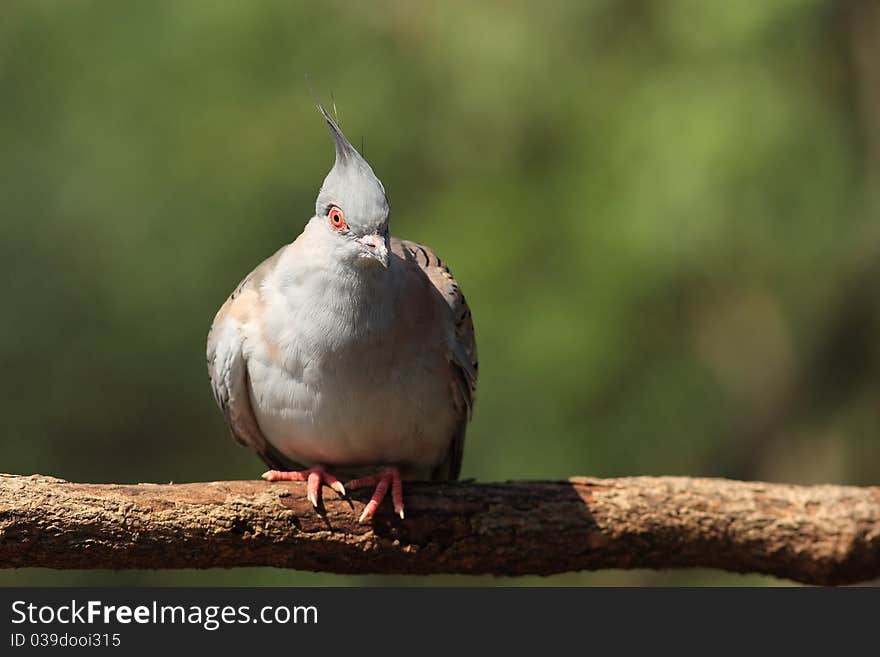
[312,105,390,269]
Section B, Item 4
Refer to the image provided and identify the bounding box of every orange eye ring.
[328,206,347,230]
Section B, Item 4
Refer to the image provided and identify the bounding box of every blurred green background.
[2,0,879,586]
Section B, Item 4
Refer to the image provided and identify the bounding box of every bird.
[206,105,477,522]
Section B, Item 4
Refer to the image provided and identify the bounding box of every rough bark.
[1,473,878,585]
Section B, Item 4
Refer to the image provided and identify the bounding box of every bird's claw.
[261,465,345,510]
[347,467,404,523]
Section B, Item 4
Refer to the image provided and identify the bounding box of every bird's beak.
[356,234,389,268]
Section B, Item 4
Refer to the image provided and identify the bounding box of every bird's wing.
[206,247,304,471]
[392,238,478,480]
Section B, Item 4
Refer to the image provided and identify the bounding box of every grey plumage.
[206,105,477,514]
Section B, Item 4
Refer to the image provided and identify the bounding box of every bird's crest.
[314,101,389,229]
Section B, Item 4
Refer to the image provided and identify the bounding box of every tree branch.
[1,473,878,585]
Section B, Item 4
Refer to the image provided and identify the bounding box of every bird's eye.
[328,206,347,230]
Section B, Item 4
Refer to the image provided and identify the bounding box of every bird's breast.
[244,276,455,473]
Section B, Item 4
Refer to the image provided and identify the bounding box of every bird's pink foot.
[347,467,405,523]
[261,465,345,510]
